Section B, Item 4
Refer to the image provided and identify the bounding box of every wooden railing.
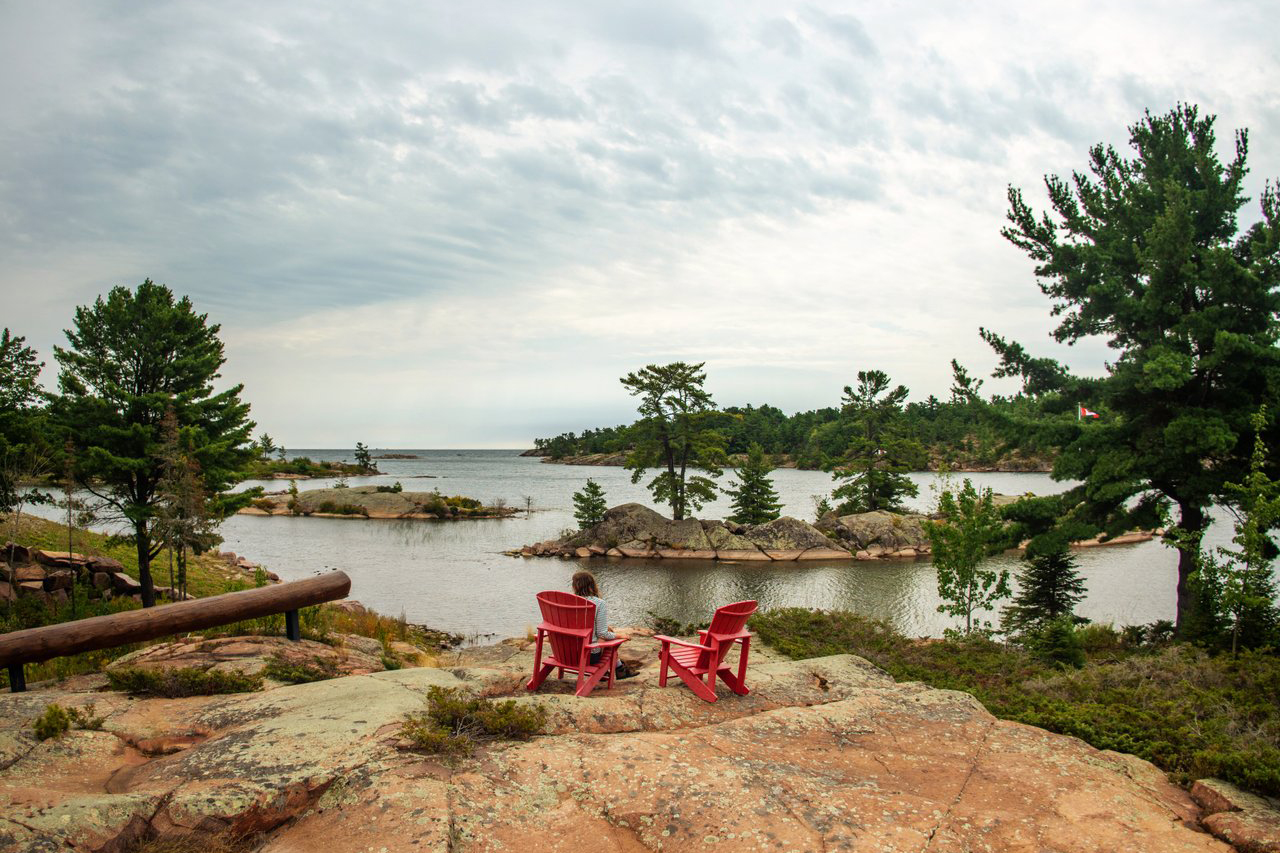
[0,571,351,692]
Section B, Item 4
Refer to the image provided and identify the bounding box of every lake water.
[30,449,1256,641]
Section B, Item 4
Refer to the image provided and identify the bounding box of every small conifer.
[1002,537,1087,637]
[726,443,783,526]
[572,479,608,529]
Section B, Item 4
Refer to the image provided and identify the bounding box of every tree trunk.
[1174,501,1206,637]
[134,521,157,608]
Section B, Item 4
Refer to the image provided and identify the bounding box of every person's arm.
[594,599,616,641]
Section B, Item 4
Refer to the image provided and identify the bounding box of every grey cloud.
[758,18,805,58]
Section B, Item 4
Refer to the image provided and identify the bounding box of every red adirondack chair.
[655,600,758,702]
[526,590,628,698]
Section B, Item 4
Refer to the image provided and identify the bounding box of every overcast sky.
[2,1,1277,447]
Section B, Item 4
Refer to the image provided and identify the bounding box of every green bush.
[262,654,339,684]
[316,501,367,516]
[107,666,263,697]
[33,704,71,740]
[1029,618,1086,669]
[400,686,546,757]
[250,498,277,512]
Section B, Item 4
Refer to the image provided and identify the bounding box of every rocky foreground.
[3,632,1275,852]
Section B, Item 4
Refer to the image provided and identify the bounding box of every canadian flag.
[1079,405,1100,420]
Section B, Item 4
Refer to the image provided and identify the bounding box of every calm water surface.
[34,449,1255,640]
[202,450,1238,641]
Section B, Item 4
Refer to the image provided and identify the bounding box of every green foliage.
[1027,617,1087,668]
[572,479,608,528]
[106,666,263,697]
[829,370,926,514]
[927,480,1012,633]
[353,442,375,473]
[250,498,276,512]
[726,443,782,525]
[0,328,50,515]
[375,481,403,493]
[621,362,726,520]
[33,704,71,740]
[1002,538,1087,636]
[53,280,256,607]
[316,501,368,516]
[263,653,340,684]
[989,105,1280,635]
[1196,406,1280,653]
[400,686,546,757]
[646,612,712,636]
[752,608,1280,796]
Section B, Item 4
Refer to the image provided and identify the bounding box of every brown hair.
[571,571,599,598]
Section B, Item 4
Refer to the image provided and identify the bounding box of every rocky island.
[241,485,518,520]
[516,503,1156,562]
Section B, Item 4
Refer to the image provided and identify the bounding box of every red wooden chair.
[526,590,628,698]
[655,600,758,702]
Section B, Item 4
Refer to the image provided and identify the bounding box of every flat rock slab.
[0,637,1238,853]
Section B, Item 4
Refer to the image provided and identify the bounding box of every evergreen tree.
[726,443,782,525]
[154,410,221,602]
[1195,407,1280,653]
[572,479,608,528]
[621,362,726,520]
[987,105,1280,636]
[0,328,50,515]
[830,370,926,514]
[54,280,255,607]
[353,441,375,473]
[1001,537,1087,637]
[928,479,1011,634]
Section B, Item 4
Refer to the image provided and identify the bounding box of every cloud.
[1,0,1276,444]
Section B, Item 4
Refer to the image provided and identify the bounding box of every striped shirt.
[584,596,614,642]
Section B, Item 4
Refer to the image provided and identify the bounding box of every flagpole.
[1077,403,1081,422]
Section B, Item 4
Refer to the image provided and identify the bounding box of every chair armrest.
[654,635,712,652]
[586,638,627,650]
[714,630,752,643]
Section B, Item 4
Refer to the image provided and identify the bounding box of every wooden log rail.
[0,571,351,693]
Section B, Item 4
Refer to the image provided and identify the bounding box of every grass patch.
[32,702,106,740]
[106,666,263,697]
[750,608,1280,796]
[400,686,546,757]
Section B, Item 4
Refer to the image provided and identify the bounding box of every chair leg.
[577,658,611,697]
[668,660,717,702]
[659,644,670,686]
[526,663,555,692]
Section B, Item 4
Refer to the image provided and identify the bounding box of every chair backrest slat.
[703,600,758,668]
[536,590,594,665]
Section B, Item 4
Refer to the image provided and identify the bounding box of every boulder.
[798,547,859,560]
[0,582,12,602]
[110,572,142,594]
[1,542,32,564]
[817,510,930,553]
[700,521,758,551]
[13,565,45,583]
[88,556,125,572]
[714,549,772,562]
[43,570,74,591]
[33,550,92,569]
[574,547,592,559]
[1191,778,1280,852]
[92,572,112,590]
[743,516,840,552]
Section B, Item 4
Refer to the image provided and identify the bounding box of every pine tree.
[55,280,254,606]
[1002,538,1087,637]
[830,370,926,514]
[726,443,782,525]
[572,479,608,529]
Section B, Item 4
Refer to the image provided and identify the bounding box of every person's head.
[571,571,599,598]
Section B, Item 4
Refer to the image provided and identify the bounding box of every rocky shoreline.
[513,503,1156,562]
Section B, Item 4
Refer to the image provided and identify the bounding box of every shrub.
[1028,618,1086,669]
[647,612,711,636]
[375,482,404,493]
[400,686,546,757]
[33,704,71,740]
[263,654,339,684]
[250,498,277,512]
[107,666,263,697]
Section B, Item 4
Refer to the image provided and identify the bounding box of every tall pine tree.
[572,479,608,528]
